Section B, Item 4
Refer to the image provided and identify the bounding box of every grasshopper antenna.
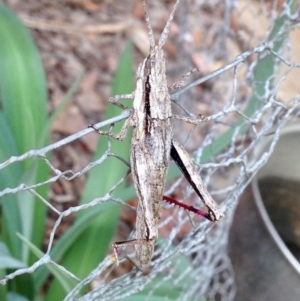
[158,0,181,48]
[142,0,155,50]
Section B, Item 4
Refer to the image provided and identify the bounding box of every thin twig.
[21,15,131,34]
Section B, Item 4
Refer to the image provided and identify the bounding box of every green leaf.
[0,242,26,269]
[0,112,22,259]
[0,269,7,300]
[0,4,49,299]
[17,232,78,295]
[7,292,30,301]
[0,5,48,154]
[0,4,49,261]
[42,70,85,143]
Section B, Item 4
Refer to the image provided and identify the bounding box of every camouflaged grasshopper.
[90,0,224,269]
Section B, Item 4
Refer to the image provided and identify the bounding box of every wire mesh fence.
[1,0,300,300]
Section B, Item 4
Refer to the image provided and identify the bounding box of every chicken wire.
[1,0,300,300]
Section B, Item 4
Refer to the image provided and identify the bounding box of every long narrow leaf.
[17,233,78,294]
[0,5,49,298]
[0,112,22,258]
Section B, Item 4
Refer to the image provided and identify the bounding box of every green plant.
[0,4,49,300]
[0,5,84,300]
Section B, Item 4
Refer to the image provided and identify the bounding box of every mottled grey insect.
[90,0,224,269]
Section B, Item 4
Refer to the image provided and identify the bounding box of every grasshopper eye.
[145,57,156,70]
